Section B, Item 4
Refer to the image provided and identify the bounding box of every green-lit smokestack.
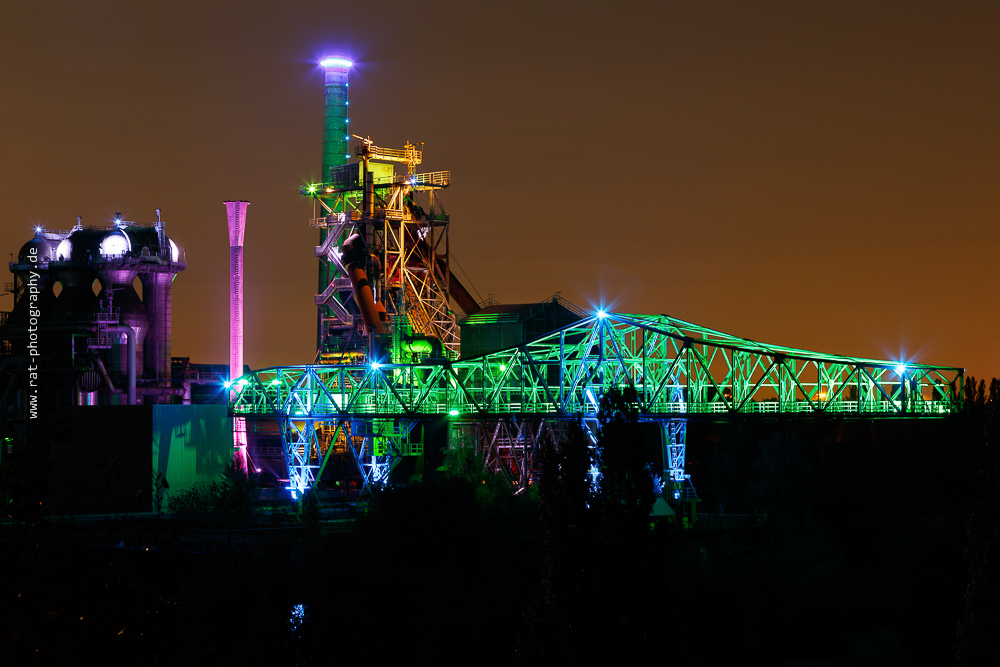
[317,56,352,352]
[321,56,352,178]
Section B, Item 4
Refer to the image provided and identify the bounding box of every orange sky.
[2,1,998,379]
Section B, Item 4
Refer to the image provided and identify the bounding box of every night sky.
[3,1,999,378]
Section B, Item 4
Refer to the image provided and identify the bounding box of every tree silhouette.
[594,386,655,540]
[956,377,1000,664]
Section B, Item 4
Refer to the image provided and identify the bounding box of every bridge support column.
[474,419,557,491]
[663,418,699,526]
[280,418,323,499]
[347,419,416,491]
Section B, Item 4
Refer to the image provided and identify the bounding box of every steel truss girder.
[278,415,418,497]
[462,415,687,500]
[234,313,963,422]
[472,418,564,490]
[236,312,962,496]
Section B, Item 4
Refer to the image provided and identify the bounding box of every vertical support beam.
[559,331,565,409]
[281,419,320,499]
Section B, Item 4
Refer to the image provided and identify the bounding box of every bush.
[168,465,260,522]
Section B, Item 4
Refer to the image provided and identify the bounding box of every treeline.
[2,383,998,664]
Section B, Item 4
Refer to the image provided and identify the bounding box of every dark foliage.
[168,464,261,522]
[522,389,663,663]
[594,387,655,539]
[956,377,1000,664]
[3,381,997,664]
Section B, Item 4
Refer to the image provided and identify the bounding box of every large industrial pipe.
[107,324,136,405]
[402,334,445,358]
[341,234,384,336]
[136,386,186,398]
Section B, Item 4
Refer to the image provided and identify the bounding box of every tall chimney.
[321,55,352,178]
[225,201,248,383]
[317,56,352,352]
[225,200,249,471]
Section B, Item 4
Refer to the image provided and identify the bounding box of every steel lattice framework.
[230,312,963,498]
[307,146,459,359]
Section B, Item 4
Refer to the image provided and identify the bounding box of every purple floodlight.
[321,56,353,68]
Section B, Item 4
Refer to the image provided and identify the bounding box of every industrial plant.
[0,55,966,517]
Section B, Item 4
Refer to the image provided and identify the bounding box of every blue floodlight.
[895,363,907,376]
[371,362,382,371]
[596,309,607,319]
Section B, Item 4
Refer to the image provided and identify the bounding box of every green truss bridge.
[230,311,963,499]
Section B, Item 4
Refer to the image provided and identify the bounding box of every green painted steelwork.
[317,62,351,351]
[232,311,961,497]
[233,312,962,421]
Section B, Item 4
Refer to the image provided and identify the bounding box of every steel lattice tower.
[308,57,459,362]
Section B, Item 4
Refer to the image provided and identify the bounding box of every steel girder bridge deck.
[230,312,963,499]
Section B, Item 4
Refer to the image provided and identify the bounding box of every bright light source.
[371,362,382,370]
[270,379,280,386]
[223,380,233,389]
[895,363,907,376]
[99,232,130,257]
[320,56,353,68]
[56,238,72,260]
[448,408,460,416]
[596,309,607,319]
[34,226,42,234]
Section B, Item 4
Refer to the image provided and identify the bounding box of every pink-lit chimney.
[224,201,249,384]
[225,201,249,472]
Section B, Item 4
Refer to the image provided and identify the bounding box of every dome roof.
[18,236,55,263]
[56,238,72,262]
[99,230,131,257]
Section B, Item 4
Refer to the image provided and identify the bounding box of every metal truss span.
[231,312,963,496]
